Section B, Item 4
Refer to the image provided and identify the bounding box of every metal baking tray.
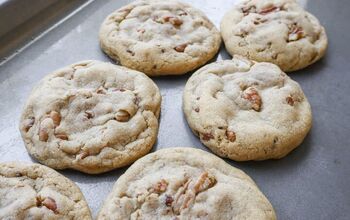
[0,0,349,219]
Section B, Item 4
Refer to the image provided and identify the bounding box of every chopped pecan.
[165,195,173,206]
[39,127,49,142]
[96,87,106,94]
[84,110,94,119]
[152,179,168,193]
[288,24,304,41]
[78,151,89,159]
[193,172,216,193]
[286,96,294,106]
[164,16,173,22]
[241,5,256,15]
[226,130,236,142]
[242,87,262,111]
[164,16,183,27]
[174,44,187,52]
[42,197,58,214]
[55,133,68,140]
[201,133,214,141]
[173,172,216,214]
[50,111,61,127]
[23,117,35,132]
[170,17,183,26]
[115,110,130,122]
[172,179,191,214]
[253,17,267,25]
[259,5,279,15]
[37,197,58,214]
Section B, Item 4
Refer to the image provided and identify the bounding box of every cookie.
[97,147,276,219]
[19,60,161,174]
[220,0,327,72]
[183,56,312,161]
[0,162,91,219]
[99,0,221,76]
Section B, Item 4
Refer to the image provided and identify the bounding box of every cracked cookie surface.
[99,0,221,76]
[19,60,161,174]
[220,0,327,72]
[0,162,91,220]
[97,147,276,220]
[183,56,312,161]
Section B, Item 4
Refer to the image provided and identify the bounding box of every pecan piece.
[201,133,214,141]
[96,87,106,94]
[163,16,172,22]
[55,133,68,140]
[23,117,35,132]
[152,179,168,193]
[39,128,49,142]
[259,5,279,15]
[226,130,236,142]
[174,44,187,52]
[288,24,304,41]
[42,197,58,214]
[50,111,61,127]
[165,195,173,206]
[84,110,94,119]
[173,172,216,214]
[253,17,267,25]
[37,197,58,214]
[115,110,130,122]
[164,16,183,27]
[170,17,183,26]
[193,172,216,193]
[241,5,256,15]
[77,151,89,160]
[286,96,294,106]
[38,118,54,142]
[242,87,262,111]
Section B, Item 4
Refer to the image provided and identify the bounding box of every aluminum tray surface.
[0,0,349,219]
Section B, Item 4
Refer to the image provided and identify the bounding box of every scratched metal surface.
[0,0,349,219]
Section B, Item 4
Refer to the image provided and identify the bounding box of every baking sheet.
[0,0,349,219]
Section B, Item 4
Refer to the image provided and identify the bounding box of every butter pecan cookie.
[221,0,327,72]
[97,147,276,220]
[0,162,92,219]
[183,56,312,161]
[99,0,221,76]
[19,61,161,174]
